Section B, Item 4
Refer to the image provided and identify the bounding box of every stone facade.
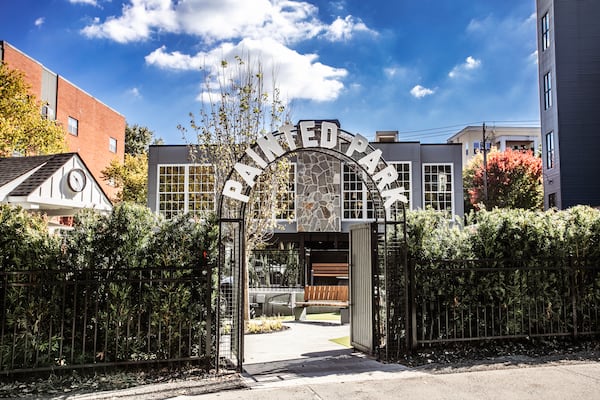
[296,152,341,232]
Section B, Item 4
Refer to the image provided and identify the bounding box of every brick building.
[0,41,125,199]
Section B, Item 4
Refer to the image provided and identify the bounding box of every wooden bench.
[294,285,349,323]
[311,263,348,278]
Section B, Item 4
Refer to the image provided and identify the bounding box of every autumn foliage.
[464,149,543,210]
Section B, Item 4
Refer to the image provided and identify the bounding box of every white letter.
[381,187,408,210]
[320,121,337,149]
[345,134,369,157]
[256,131,285,162]
[373,164,398,191]
[223,180,249,202]
[234,162,262,188]
[358,149,382,175]
[279,124,297,150]
[300,120,318,147]
[245,147,268,169]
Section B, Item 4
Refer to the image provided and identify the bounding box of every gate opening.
[216,120,408,370]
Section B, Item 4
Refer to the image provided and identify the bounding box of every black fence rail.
[406,258,600,350]
[0,267,213,375]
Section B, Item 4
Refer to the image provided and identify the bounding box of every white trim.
[422,163,454,216]
[389,161,412,210]
[156,163,216,218]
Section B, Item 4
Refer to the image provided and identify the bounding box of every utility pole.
[482,122,488,207]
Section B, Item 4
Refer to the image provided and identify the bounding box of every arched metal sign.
[216,120,407,369]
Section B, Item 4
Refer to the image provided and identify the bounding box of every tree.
[102,124,158,204]
[102,153,148,204]
[0,63,66,156]
[464,149,543,210]
[125,124,154,156]
[179,55,292,321]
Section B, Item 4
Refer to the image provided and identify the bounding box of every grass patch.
[280,312,341,322]
[329,336,351,348]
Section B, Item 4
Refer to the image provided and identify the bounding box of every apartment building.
[0,41,125,199]
[447,125,541,169]
[536,0,600,209]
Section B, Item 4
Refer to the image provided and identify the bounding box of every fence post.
[404,256,416,353]
[569,256,578,338]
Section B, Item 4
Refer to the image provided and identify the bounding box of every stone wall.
[296,152,341,232]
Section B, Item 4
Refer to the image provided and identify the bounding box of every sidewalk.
[64,319,600,399]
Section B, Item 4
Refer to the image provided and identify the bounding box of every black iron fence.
[0,266,213,375]
[406,257,600,350]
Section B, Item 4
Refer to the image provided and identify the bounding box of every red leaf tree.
[464,149,543,210]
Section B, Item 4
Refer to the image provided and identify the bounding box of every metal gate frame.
[215,123,408,370]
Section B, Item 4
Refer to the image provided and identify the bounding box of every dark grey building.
[536,0,600,209]
[147,124,462,286]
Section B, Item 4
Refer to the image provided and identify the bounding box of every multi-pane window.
[423,164,453,216]
[158,166,185,219]
[188,165,215,215]
[252,164,296,220]
[109,137,117,153]
[545,131,554,169]
[541,12,550,51]
[157,165,215,219]
[544,71,552,110]
[392,162,411,209]
[342,164,375,220]
[68,117,78,136]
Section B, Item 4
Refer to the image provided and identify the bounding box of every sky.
[0,0,541,144]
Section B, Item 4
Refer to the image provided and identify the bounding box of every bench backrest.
[304,285,348,302]
[311,263,348,277]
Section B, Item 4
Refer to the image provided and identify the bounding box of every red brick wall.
[2,42,125,200]
[57,77,125,199]
[1,43,43,95]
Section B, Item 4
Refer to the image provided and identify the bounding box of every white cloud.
[34,17,45,27]
[323,15,375,41]
[410,85,434,99]
[81,0,373,44]
[69,0,98,5]
[127,87,142,98]
[146,37,347,102]
[448,56,481,78]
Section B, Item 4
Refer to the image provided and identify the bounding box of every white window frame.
[390,161,412,211]
[109,137,117,153]
[68,117,78,136]
[276,163,297,221]
[342,163,375,221]
[422,163,454,217]
[156,164,215,219]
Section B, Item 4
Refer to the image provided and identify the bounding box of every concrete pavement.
[63,319,600,399]
[176,319,600,399]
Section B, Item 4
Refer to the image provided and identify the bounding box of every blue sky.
[0,0,540,144]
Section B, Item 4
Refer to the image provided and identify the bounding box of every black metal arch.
[215,123,407,370]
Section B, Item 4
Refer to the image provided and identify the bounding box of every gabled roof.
[0,153,112,216]
[0,153,77,196]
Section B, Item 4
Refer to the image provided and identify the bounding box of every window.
[545,131,554,169]
[250,163,296,221]
[392,162,411,209]
[423,164,453,216]
[465,143,469,156]
[541,12,550,51]
[68,117,78,136]
[548,193,557,208]
[188,165,215,215]
[109,137,117,153]
[342,164,374,220]
[157,164,215,219]
[544,71,552,110]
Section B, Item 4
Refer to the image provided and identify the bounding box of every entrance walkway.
[243,320,410,388]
